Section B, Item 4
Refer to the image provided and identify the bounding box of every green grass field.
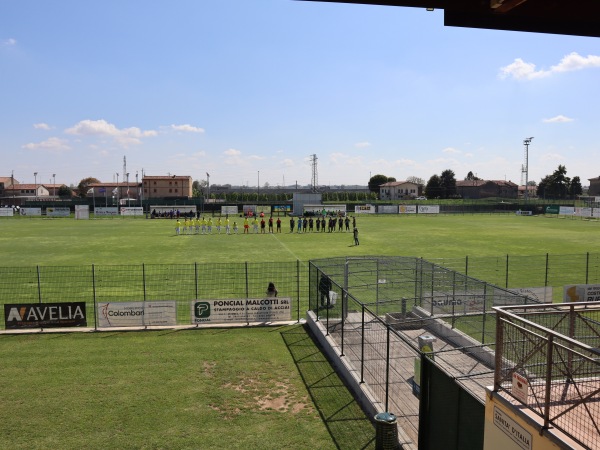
[1,214,598,265]
[1,213,598,449]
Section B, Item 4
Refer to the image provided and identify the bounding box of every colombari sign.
[4,302,87,329]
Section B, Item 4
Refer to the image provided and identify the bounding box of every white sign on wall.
[564,284,600,302]
[46,207,70,217]
[94,207,119,216]
[98,301,177,327]
[20,208,42,216]
[191,297,291,324]
[120,207,143,216]
[398,205,417,214]
[0,208,14,217]
[418,205,440,214]
[354,204,375,214]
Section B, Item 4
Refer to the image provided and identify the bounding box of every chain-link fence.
[494,303,600,450]
[0,261,306,330]
[432,253,600,302]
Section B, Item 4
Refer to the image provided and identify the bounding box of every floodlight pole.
[126,172,130,207]
[206,172,210,200]
[52,174,56,199]
[523,137,533,202]
[116,173,119,205]
[34,172,38,201]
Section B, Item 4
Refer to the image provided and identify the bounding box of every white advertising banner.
[418,205,440,214]
[355,204,375,214]
[221,205,238,215]
[377,205,398,214]
[20,207,42,216]
[398,205,417,214]
[98,301,177,327]
[120,207,143,216]
[0,208,14,217]
[564,284,600,302]
[191,297,291,324]
[75,205,89,220]
[575,207,592,217]
[46,207,70,217]
[508,287,553,303]
[559,206,575,215]
[94,207,119,216]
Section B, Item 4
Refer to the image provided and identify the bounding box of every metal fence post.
[482,283,487,344]
[245,261,249,325]
[296,259,300,322]
[493,314,504,391]
[586,252,590,284]
[340,290,345,357]
[194,262,198,299]
[37,265,42,304]
[385,326,390,412]
[360,303,365,384]
[505,254,509,288]
[142,263,147,302]
[92,264,97,331]
[543,335,554,429]
[545,253,549,287]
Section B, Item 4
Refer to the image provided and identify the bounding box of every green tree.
[440,169,457,198]
[465,171,481,181]
[406,176,425,186]
[368,174,395,193]
[425,175,442,198]
[569,176,583,198]
[57,185,73,198]
[77,177,100,198]
[537,165,570,199]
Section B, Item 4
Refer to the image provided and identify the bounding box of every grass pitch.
[1,214,598,266]
[1,213,598,449]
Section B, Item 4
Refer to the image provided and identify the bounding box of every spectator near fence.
[266,282,278,297]
[319,274,332,309]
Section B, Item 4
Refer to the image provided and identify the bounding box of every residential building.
[518,184,538,199]
[456,180,518,199]
[588,176,600,196]
[4,184,49,200]
[143,175,193,199]
[379,181,420,200]
[88,183,140,202]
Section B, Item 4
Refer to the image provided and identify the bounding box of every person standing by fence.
[353,227,359,246]
[319,274,332,309]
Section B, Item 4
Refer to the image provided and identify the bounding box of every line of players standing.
[289,215,355,233]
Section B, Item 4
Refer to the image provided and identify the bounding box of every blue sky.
[2,0,599,189]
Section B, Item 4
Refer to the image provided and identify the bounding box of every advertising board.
[4,302,87,329]
[94,207,119,216]
[46,207,70,217]
[97,301,177,327]
[20,207,42,216]
[191,297,291,324]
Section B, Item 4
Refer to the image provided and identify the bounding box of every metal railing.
[494,302,600,450]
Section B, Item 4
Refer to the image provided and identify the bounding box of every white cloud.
[223,148,244,165]
[442,147,461,154]
[22,137,70,153]
[540,153,564,162]
[33,122,52,130]
[500,52,600,80]
[282,158,294,167]
[169,124,205,133]
[65,119,157,146]
[543,115,574,123]
[354,141,371,148]
[1,38,16,46]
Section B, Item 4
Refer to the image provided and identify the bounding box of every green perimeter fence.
[0,261,305,330]
[1,253,599,331]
